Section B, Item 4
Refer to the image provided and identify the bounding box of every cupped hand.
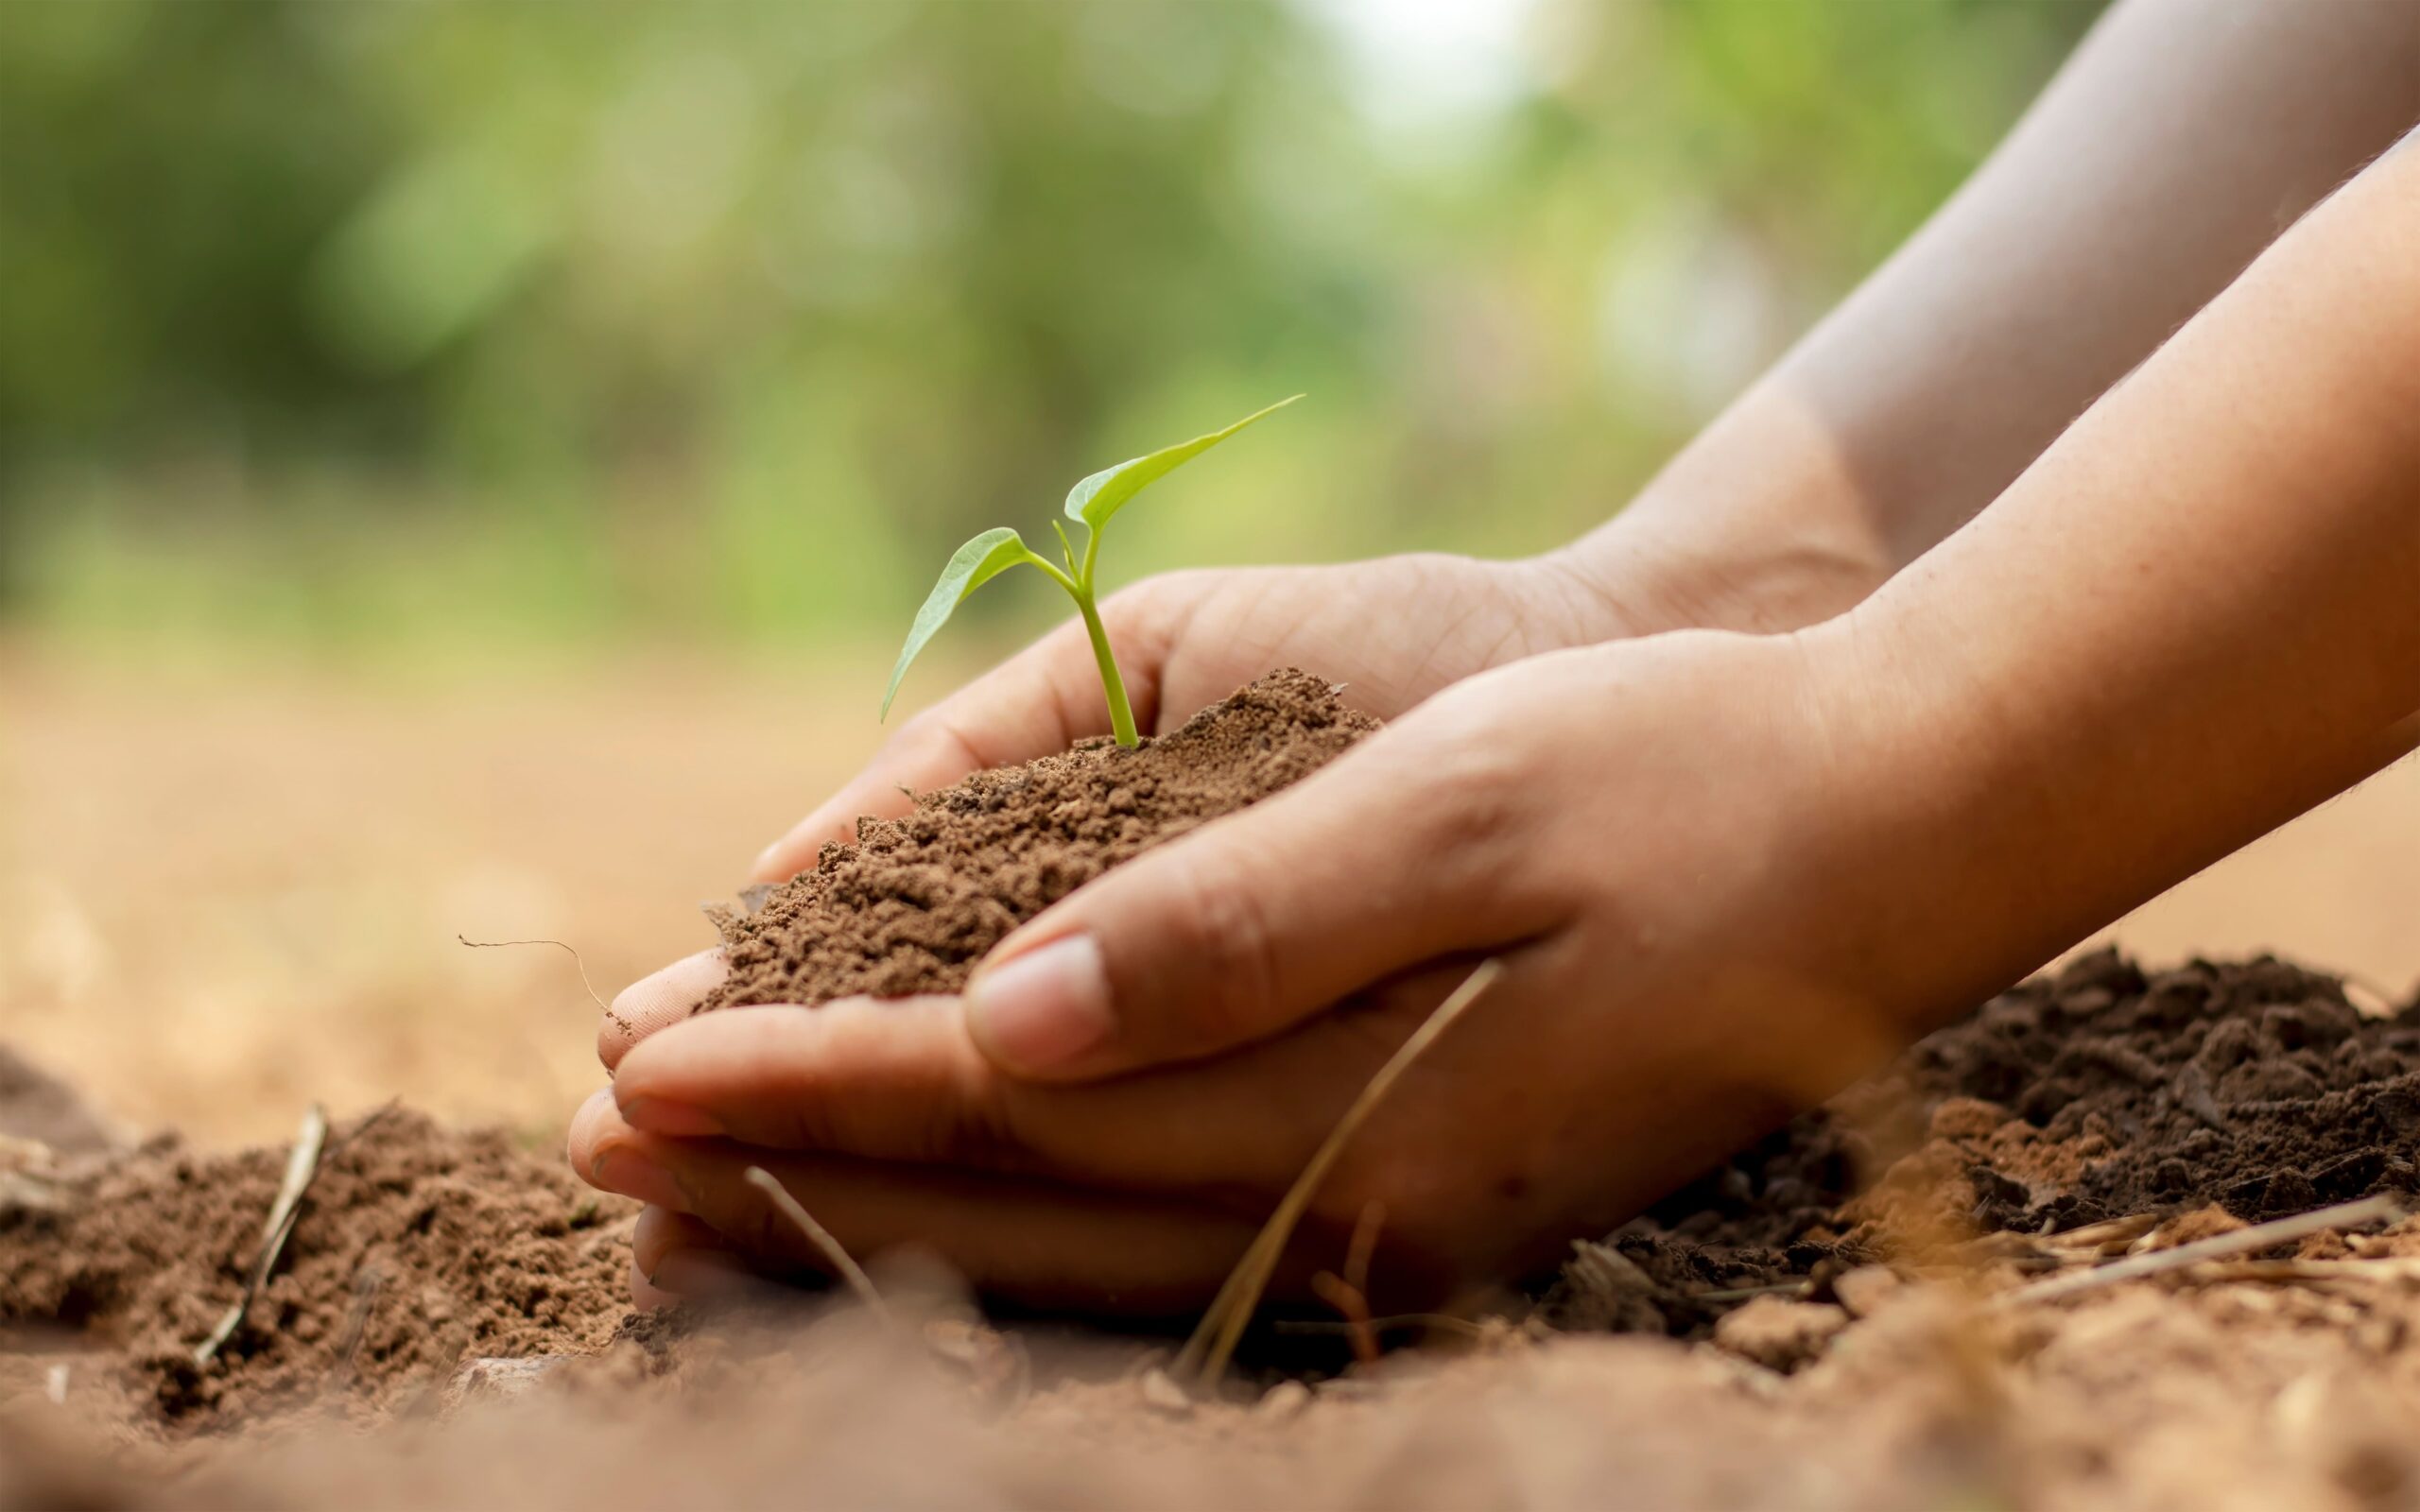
[575,629,1932,1311]
[596,550,1634,1070]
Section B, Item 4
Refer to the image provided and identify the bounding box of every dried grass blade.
[1996,1194,2403,1308]
[744,1166,895,1331]
[1175,958,1503,1389]
[194,1103,328,1366]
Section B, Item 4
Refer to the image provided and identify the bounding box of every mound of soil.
[0,1108,635,1430]
[1554,950,2420,1333]
[1853,950,2420,1235]
[8,945,2418,1461]
[700,668,1375,1012]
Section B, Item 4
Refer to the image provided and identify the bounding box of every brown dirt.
[10,949,2420,1507]
[1541,949,2420,1335]
[700,668,1376,1011]
[0,1108,635,1432]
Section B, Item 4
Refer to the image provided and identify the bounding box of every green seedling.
[882,395,1302,747]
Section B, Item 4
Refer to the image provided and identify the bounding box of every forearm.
[1821,134,2420,1024]
[1558,0,2420,635]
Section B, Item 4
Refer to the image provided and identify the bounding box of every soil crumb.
[700,668,1375,1011]
[0,1107,635,1430]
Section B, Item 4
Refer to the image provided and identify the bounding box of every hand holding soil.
[578,632,1914,1309]
[732,550,1671,902]
[580,126,2420,1317]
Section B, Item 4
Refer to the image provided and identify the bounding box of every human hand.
[574,630,1931,1311]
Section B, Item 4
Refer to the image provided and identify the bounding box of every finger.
[615,1001,1001,1164]
[577,1103,1262,1314]
[751,602,1179,883]
[607,981,1450,1199]
[631,1204,772,1307]
[960,713,1560,1078]
[632,1203,735,1274]
[598,949,729,1072]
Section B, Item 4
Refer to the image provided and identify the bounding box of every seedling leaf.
[883,526,1040,720]
[1062,394,1301,532]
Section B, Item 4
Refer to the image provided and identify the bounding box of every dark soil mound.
[1864,949,2420,1232]
[0,1108,636,1430]
[700,668,1376,1011]
[1556,950,2420,1335]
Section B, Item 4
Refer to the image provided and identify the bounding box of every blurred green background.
[0,0,2099,666]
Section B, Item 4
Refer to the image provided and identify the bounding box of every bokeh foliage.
[0,0,2097,655]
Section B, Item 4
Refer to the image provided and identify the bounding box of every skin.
[575,0,2420,1311]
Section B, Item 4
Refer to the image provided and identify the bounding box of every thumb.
[752,602,1174,883]
[961,722,1553,1080]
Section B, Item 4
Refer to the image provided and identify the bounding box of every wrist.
[1754,611,2029,1041]
[1537,520,1886,644]
[1538,401,1897,642]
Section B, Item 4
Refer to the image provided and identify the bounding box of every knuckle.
[1404,731,1534,877]
[1144,843,1282,1054]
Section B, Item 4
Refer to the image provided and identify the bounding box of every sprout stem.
[1072,587,1140,747]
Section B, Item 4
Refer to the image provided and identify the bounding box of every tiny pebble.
[1138,1367,1192,1416]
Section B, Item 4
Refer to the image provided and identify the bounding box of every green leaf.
[1063,394,1302,532]
[882,526,1036,720]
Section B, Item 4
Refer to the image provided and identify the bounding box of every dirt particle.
[1713,1297,1848,1372]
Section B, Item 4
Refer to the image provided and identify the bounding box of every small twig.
[1275,1313,1487,1340]
[327,1099,401,1160]
[1174,959,1503,1390]
[1316,1199,1387,1365]
[743,1166,895,1332]
[1310,1273,1380,1366]
[1344,1200,1385,1301]
[195,1104,329,1366]
[1996,1194,2405,1308]
[2188,1256,2420,1284]
[458,935,612,1016]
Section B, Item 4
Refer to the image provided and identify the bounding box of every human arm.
[1564,0,2420,623]
[578,129,2420,1307]
[741,0,2420,902]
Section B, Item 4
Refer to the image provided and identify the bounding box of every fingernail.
[966,934,1115,1073]
[591,1144,689,1211]
[617,1096,726,1138]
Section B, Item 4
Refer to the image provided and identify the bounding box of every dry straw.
[1173,958,1504,1390]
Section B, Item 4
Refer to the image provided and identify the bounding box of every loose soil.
[9,949,2420,1508]
[699,668,1376,1011]
[0,1105,634,1432]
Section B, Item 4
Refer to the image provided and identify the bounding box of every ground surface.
[4,644,2419,1508]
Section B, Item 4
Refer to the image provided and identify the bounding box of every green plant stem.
[1073,587,1140,747]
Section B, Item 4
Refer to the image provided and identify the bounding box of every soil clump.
[700,668,1375,1011]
